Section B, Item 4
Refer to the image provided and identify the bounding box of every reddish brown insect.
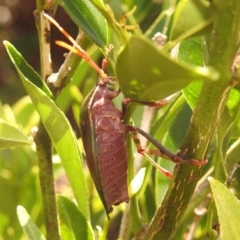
[44,13,207,215]
[79,75,175,213]
[80,77,130,213]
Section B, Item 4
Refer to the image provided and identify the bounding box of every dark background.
[0,0,78,104]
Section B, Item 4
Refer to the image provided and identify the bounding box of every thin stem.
[35,11,52,82]
[35,2,60,239]
[34,123,59,240]
[43,13,106,78]
[142,0,240,239]
[52,31,88,88]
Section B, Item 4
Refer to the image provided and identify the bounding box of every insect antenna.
[43,12,107,79]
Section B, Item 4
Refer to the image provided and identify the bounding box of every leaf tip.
[195,66,220,81]
[17,205,29,226]
[207,176,213,182]
[3,40,10,49]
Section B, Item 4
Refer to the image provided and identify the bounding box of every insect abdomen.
[96,131,129,212]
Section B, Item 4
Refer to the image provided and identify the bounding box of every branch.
[35,2,60,239]
[141,1,240,239]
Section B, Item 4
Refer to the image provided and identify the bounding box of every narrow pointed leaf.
[57,196,94,240]
[4,41,88,219]
[17,206,45,240]
[209,177,240,240]
[2,42,52,98]
[60,0,108,48]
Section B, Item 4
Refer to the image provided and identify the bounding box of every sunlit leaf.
[17,206,45,240]
[60,0,108,48]
[12,96,39,134]
[129,167,146,196]
[0,120,32,150]
[116,36,218,102]
[209,177,240,240]
[4,41,89,219]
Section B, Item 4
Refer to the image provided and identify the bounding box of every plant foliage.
[1,0,240,239]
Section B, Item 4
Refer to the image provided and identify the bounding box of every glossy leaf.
[60,0,108,48]
[178,37,204,66]
[3,43,52,99]
[209,177,240,240]
[0,120,32,150]
[90,0,115,26]
[170,0,213,41]
[4,41,89,219]
[17,206,45,240]
[180,38,240,142]
[182,81,203,109]
[180,37,204,108]
[116,36,218,102]
[57,196,94,240]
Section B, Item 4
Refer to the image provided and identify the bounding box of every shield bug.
[44,13,207,215]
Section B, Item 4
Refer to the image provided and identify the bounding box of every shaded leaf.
[116,36,218,102]
[152,95,188,203]
[57,196,94,240]
[170,0,213,41]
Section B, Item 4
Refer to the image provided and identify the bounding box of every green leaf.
[152,95,188,203]
[182,81,202,109]
[170,0,213,41]
[178,37,204,66]
[179,37,205,108]
[2,42,52,99]
[129,167,146,196]
[116,36,218,102]
[90,0,115,27]
[12,96,39,134]
[17,206,45,240]
[226,139,240,173]
[0,120,32,150]
[213,86,240,182]
[127,0,153,22]
[209,177,240,240]
[57,196,94,240]
[60,0,108,48]
[4,41,89,219]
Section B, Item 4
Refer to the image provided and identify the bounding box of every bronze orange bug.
[44,13,207,215]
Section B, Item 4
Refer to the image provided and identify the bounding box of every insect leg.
[130,126,207,166]
[121,98,168,119]
[128,126,172,178]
